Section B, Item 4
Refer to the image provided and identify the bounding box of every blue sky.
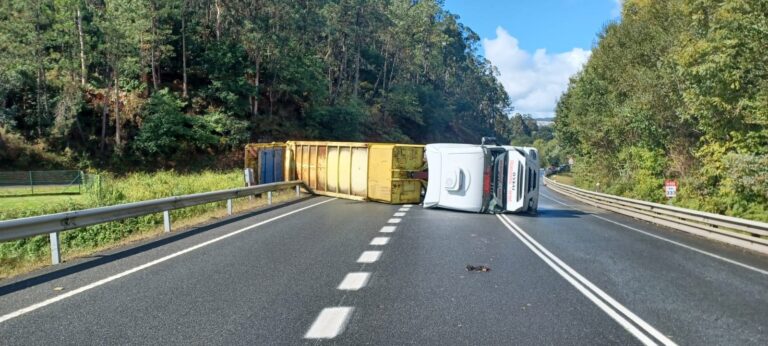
[443,0,622,117]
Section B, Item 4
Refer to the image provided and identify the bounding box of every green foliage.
[309,99,366,141]
[198,42,257,117]
[0,126,69,168]
[201,110,249,150]
[555,0,768,221]
[0,170,245,270]
[133,89,216,160]
[0,0,511,170]
[609,146,667,202]
[496,113,541,145]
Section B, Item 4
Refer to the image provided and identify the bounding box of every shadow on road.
[523,208,587,219]
[0,196,316,297]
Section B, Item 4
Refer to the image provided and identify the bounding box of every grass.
[0,185,82,197]
[0,170,301,280]
[0,194,87,215]
[549,173,575,186]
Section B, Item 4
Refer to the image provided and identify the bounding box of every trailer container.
[244,143,288,184]
[286,141,425,204]
[367,144,424,204]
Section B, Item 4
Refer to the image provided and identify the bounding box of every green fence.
[0,171,89,196]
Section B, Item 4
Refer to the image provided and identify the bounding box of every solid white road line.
[591,214,768,276]
[387,218,402,224]
[0,198,337,325]
[380,226,397,233]
[357,251,382,264]
[337,272,371,291]
[539,192,571,206]
[540,193,768,276]
[304,307,354,339]
[498,215,676,346]
[538,192,570,207]
[393,212,406,217]
[369,237,390,246]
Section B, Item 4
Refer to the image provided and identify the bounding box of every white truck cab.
[423,138,539,214]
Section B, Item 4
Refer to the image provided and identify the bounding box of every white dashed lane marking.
[380,226,396,233]
[370,237,390,246]
[306,204,409,340]
[337,272,371,291]
[357,251,382,264]
[304,307,354,339]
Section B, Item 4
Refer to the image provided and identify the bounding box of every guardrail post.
[163,211,171,233]
[227,199,233,215]
[49,232,61,264]
[295,185,300,197]
[267,191,273,205]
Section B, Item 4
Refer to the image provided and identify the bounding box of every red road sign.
[664,179,678,198]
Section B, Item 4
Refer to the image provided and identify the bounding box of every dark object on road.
[466,264,491,272]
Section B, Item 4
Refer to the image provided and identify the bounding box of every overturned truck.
[244,138,539,214]
[424,138,540,214]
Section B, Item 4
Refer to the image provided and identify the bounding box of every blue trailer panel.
[259,149,274,184]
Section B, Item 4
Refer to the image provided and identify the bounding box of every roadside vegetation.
[0,170,291,279]
[554,0,768,222]
[0,0,510,172]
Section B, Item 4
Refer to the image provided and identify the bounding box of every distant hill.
[536,117,555,126]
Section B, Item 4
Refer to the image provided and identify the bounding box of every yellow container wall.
[317,146,327,191]
[287,141,422,203]
[327,146,339,193]
[367,146,394,201]
[351,148,368,197]
[367,144,425,204]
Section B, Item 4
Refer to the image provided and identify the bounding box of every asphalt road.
[1,186,767,345]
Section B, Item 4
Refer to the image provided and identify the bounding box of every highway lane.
[337,202,639,345]
[1,189,767,345]
[525,185,768,345]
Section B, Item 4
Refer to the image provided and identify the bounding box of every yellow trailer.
[367,144,425,204]
[286,141,425,204]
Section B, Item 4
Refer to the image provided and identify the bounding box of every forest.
[555,0,768,220]
[0,0,514,170]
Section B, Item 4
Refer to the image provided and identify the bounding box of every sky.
[443,0,622,118]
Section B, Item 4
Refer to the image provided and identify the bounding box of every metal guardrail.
[0,180,307,264]
[543,177,768,255]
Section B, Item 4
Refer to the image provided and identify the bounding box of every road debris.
[465,264,491,272]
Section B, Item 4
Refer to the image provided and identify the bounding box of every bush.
[0,126,70,169]
[202,110,250,150]
[133,90,217,161]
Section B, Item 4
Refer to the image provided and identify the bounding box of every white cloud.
[482,27,591,118]
[612,0,624,18]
